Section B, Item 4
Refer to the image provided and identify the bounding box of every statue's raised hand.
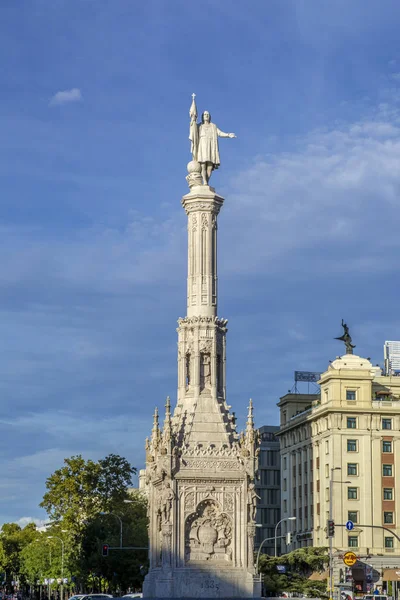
[228,133,236,138]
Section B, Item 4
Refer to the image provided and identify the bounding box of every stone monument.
[143,95,260,598]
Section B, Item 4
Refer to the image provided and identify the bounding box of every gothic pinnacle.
[163,396,172,444]
[151,407,161,450]
[246,399,254,429]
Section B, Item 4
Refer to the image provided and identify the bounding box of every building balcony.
[372,398,400,407]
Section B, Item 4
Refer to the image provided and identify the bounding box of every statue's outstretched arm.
[217,127,236,139]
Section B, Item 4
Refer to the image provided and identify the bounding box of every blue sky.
[2,0,400,525]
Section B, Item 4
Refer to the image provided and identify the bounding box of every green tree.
[0,523,38,590]
[40,454,144,592]
[259,547,329,596]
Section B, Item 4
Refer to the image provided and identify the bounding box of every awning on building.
[382,569,400,581]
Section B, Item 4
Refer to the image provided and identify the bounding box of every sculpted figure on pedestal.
[200,352,211,390]
[247,482,260,522]
[188,93,236,185]
[335,318,356,354]
[161,481,175,524]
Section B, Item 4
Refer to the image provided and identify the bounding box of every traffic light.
[286,532,292,545]
[327,519,335,538]
[102,544,109,557]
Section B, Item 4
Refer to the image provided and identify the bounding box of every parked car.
[121,595,143,599]
[75,595,113,600]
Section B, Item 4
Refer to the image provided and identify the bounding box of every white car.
[122,595,143,599]
[73,596,113,600]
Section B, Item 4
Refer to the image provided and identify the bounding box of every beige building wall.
[278,353,400,573]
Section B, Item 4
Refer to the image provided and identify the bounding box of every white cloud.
[49,88,82,106]
[15,516,49,529]
[220,103,400,278]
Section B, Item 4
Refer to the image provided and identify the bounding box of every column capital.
[181,187,224,215]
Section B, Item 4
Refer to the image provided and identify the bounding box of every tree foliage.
[0,523,37,585]
[259,546,329,596]
[1,453,147,595]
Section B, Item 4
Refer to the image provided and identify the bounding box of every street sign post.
[343,551,357,567]
[345,520,354,531]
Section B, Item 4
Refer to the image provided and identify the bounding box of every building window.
[347,439,357,452]
[283,457,287,470]
[384,488,393,500]
[383,464,393,477]
[385,537,394,548]
[346,390,356,401]
[325,464,329,478]
[347,417,357,429]
[283,478,287,491]
[284,499,287,512]
[384,512,394,524]
[348,536,359,548]
[348,511,358,524]
[325,440,329,454]
[347,463,358,476]
[382,441,392,453]
[348,487,358,500]
[382,418,392,430]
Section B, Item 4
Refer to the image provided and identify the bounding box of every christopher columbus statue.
[189,93,236,186]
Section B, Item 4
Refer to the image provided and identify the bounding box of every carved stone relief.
[182,458,242,471]
[200,352,211,390]
[185,499,232,563]
[201,213,209,229]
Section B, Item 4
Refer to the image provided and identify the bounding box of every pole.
[329,470,333,600]
[118,516,123,548]
[256,535,285,574]
[329,467,344,600]
[60,540,64,600]
[47,536,64,600]
[274,517,296,557]
[100,512,123,548]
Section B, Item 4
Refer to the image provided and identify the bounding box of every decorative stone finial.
[162,396,172,445]
[335,319,356,355]
[246,399,254,428]
[150,407,161,451]
[244,399,255,447]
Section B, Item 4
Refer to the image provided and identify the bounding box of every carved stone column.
[161,523,173,569]
[247,522,256,571]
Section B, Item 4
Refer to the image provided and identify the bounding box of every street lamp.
[274,517,296,557]
[99,512,123,548]
[328,468,351,600]
[47,536,64,600]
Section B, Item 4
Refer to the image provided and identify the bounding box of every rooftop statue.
[188,93,236,186]
[335,319,356,355]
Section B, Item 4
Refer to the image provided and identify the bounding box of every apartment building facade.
[255,425,281,554]
[277,352,400,591]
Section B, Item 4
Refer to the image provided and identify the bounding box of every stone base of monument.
[143,566,261,598]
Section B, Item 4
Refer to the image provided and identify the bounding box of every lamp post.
[47,536,64,600]
[329,468,351,600]
[99,512,123,548]
[274,517,296,557]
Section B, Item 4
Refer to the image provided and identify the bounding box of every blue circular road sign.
[345,520,354,531]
